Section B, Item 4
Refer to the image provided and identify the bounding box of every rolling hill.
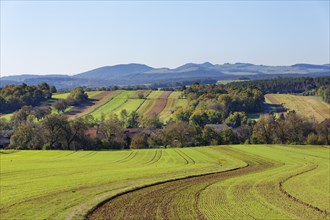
[1,62,329,89]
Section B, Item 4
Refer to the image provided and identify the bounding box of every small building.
[0,130,13,149]
[205,124,229,133]
[124,128,142,138]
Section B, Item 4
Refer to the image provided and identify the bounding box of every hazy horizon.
[1,61,330,78]
[1,1,329,77]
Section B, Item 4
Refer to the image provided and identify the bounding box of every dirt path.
[146,91,172,118]
[87,159,272,220]
[265,94,287,117]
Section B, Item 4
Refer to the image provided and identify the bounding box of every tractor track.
[86,158,274,220]
[279,164,330,217]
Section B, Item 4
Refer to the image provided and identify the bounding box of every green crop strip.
[1,145,329,220]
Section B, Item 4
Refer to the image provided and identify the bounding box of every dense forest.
[227,76,330,103]
[0,83,56,112]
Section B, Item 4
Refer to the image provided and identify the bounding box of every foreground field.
[265,94,330,122]
[1,145,329,220]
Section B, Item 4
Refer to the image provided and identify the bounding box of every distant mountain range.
[1,62,329,89]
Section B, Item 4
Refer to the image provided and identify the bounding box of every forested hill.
[1,62,329,89]
[227,76,330,103]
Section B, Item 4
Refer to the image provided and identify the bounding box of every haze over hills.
[1,62,329,89]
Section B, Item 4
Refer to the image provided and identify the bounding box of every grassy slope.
[1,145,329,220]
[89,91,135,119]
[90,145,329,220]
[158,92,188,122]
[0,113,13,121]
[266,94,330,122]
[0,147,243,219]
[52,93,70,99]
[199,145,330,220]
[112,99,145,116]
[136,91,163,117]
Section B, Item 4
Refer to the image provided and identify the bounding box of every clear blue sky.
[1,1,329,76]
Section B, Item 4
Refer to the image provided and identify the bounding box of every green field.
[52,92,70,99]
[146,91,164,99]
[266,94,330,122]
[89,91,135,119]
[0,113,13,121]
[52,91,102,100]
[159,92,188,122]
[0,90,188,122]
[112,99,145,116]
[1,145,329,220]
[216,79,248,84]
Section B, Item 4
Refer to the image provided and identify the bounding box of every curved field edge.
[87,145,330,220]
[279,165,330,216]
[1,145,329,220]
[0,147,244,220]
[87,147,272,220]
[85,163,249,220]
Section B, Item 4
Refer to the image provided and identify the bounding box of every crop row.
[89,145,330,220]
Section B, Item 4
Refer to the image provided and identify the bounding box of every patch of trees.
[227,76,330,103]
[0,83,55,112]
[252,112,329,145]
[3,107,329,150]
[317,86,330,103]
[53,87,88,113]
[177,83,264,126]
[2,82,329,150]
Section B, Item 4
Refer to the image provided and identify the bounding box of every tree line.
[227,76,330,103]
[1,82,329,150]
[0,83,56,112]
[52,87,89,113]
[1,108,328,150]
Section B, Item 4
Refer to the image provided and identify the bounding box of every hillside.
[265,94,330,122]
[1,62,329,89]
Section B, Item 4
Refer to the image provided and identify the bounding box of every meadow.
[265,94,330,122]
[1,145,329,220]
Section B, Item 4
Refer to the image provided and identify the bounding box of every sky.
[0,1,329,76]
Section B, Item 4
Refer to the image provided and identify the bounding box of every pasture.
[1,145,329,220]
[266,94,330,122]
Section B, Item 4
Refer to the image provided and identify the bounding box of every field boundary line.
[87,91,122,116]
[133,98,147,112]
[279,164,330,217]
[83,163,249,220]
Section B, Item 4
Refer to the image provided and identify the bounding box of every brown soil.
[64,91,112,118]
[87,159,272,220]
[146,91,172,118]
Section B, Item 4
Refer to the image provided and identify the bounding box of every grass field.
[112,99,145,116]
[217,79,248,84]
[1,145,329,220]
[266,94,330,122]
[0,113,13,121]
[146,91,164,99]
[52,92,70,99]
[159,92,188,122]
[89,91,136,119]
